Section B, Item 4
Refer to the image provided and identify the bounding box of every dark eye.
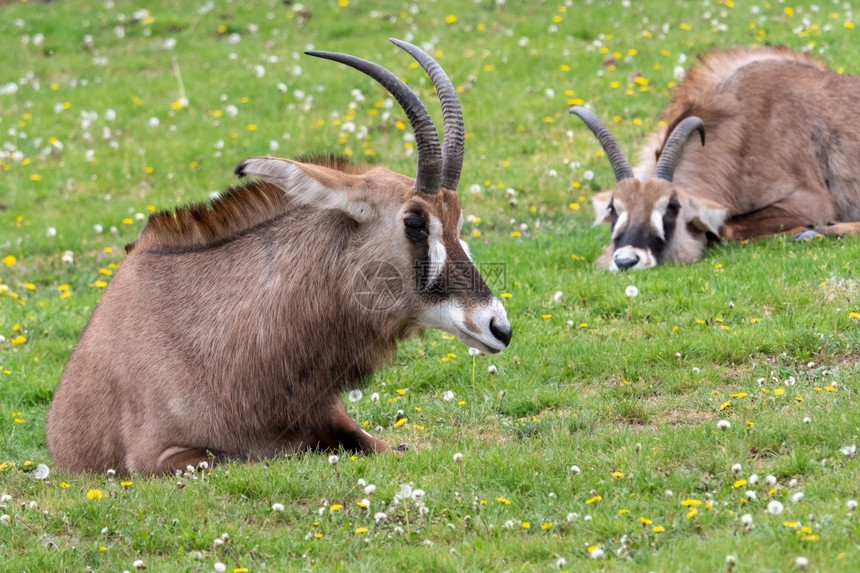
[404,215,428,242]
[607,202,616,214]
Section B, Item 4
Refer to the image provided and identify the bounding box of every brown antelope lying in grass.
[47,39,512,475]
[572,45,860,271]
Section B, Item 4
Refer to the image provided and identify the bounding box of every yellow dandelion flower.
[30,174,42,182]
[541,522,553,530]
[719,401,731,411]
[824,386,836,392]
[611,471,624,478]
[99,546,107,552]
[338,0,349,6]
[681,499,702,507]
[396,389,406,396]
[87,489,103,500]
[59,482,70,488]
[586,495,602,504]
[774,388,786,396]
[10,336,27,346]
[521,521,530,529]
[2,255,16,267]
[653,525,665,532]
[618,509,630,515]
[394,418,407,428]
[783,521,798,528]
[120,481,133,488]
[730,392,747,399]
[542,314,552,320]
[445,15,457,24]
[355,526,368,534]
[639,517,652,525]
[329,504,342,512]
[247,124,257,131]
[846,22,855,29]
[500,292,513,299]
[733,479,747,488]
[496,497,512,505]
[686,508,698,519]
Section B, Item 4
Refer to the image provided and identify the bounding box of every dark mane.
[127,155,368,254]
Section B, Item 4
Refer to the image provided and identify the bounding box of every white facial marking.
[650,195,671,241]
[418,297,510,354]
[236,157,373,223]
[611,211,629,241]
[426,214,447,286]
[610,245,656,271]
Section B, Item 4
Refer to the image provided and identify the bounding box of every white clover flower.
[357,478,366,487]
[518,36,530,47]
[625,285,639,297]
[717,420,731,430]
[163,38,176,50]
[328,455,338,465]
[33,464,50,480]
[348,389,362,402]
[106,468,116,479]
[795,556,808,568]
[271,503,285,512]
[731,463,742,474]
[583,515,592,522]
[453,452,463,463]
[767,500,784,515]
[213,538,224,546]
[741,514,753,526]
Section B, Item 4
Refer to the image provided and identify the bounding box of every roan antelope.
[46,39,512,475]
[572,45,860,271]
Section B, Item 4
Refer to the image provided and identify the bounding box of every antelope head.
[571,107,728,270]
[236,39,512,353]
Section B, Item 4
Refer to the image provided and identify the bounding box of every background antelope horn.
[653,116,705,182]
[389,38,465,192]
[569,106,634,182]
[306,49,443,194]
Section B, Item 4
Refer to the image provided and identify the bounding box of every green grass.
[2,0,859,571]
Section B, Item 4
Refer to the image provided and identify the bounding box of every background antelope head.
[237,39,512,353]
[571,107,728,271]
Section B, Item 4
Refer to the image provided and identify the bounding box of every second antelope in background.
[573,45,860,271]
[47,39,512,475]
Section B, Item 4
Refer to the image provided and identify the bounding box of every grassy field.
[1,0,859,571]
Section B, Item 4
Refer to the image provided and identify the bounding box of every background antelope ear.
[234,157,375,224]
[591,191,613,225]
[678,190,728,236]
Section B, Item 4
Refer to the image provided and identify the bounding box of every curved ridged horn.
[389,38,464,192]
[306,49,443,194]
[654,116,705,182]
[569,106,634,182]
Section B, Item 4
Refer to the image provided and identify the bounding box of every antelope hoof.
[794,228,822,241]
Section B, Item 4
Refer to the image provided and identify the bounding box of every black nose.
[614,254,639,270]
[490,318,512,347]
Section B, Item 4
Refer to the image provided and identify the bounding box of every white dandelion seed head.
[570,465,581,475]
[846,500,857,510]
[745,491,757,500]
[726,554,738,564]
[214,563,227,573]
[795,556,808,568]
[741,514,753,526]
[33,464,50,480]
[373,511,387,522]
[553,291,563,303]
[555,557,566,568]
[748,474,759,485]
[767,500,784,515]
[398,484,413,499]
[46,227,57,238]
[717,420,731,430]
[453,452,463,463]
[625,285,639,297]
[0,495,11,503]
[357,478,366,487]
[133,560,146,570]
[370,392,380,403]
[348,389,362,402]
[791,492,804,503]
[487,365,498,375]
[28,501,38,510]
[589,547,605,559]
[61,250,75,263]
[566,512,579,522]
[271,503,285,512]
[364,484,376,495]
[411,489,425,501]
[468,347,481,357]
[0,514,9,523]
[443,390,455,401]
[328,455,338,465]
[789,478,799,488]
[803,416,811,424]
[765,475,777,486]
[839,444,857,457]
[504,519,515,529]
[731,463,742,474]
[147,116,160,128]
[584,514,592,522]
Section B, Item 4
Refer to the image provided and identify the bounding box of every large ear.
[591,191,613,225]
[677,189,728,236]
[234,157,375,223]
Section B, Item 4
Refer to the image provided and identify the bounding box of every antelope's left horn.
[570,106,634,182]
[654,116,705,182]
